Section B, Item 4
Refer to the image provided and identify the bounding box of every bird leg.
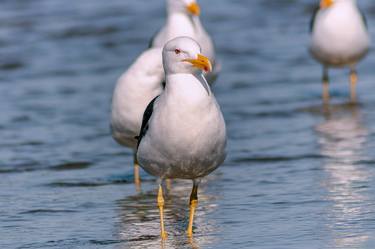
[166,179,172,191]
[350,69,358,103]
[133,154,141,190]
[322,67,330,104]
[157,184,167,240]
[187,181,199,237]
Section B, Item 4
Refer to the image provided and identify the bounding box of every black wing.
[359,8,368,29]
[309,6,320,33]
[148,31,157,48]
[136,96,159,148]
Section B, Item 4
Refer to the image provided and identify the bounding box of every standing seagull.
[310,0,370,103]
[137,37,226,239]
[151,0,220,83]
[111,48,164,188]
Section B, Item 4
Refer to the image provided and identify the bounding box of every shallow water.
[2,0,375,248]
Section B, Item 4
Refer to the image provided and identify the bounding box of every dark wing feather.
[148,31,157,48]
[136,96,159,148]
[309,6,320,33]
[359,8,368,29]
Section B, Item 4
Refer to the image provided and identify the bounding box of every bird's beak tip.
[198,54,212,73]
[320,0,334,9]
[186,2,201,16]
[183,54,212,73]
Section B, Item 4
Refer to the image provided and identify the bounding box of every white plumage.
[136,37,226,238]
[111,48,164,185]
[309,0,370,102]
[310,0,369,67]
[111,48,164,149]
[151,0,220,83]
[137,37,226,179]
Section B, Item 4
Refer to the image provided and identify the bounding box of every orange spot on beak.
[186,2,200,16]
[320,0,334,9]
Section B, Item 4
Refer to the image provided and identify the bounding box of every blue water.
[2,0,375,248]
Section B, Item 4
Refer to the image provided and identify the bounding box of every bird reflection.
[315,103,371,248]
[116,180,218,249]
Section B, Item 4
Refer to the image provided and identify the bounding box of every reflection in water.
[315,104,371,249]
[116,180,218,249]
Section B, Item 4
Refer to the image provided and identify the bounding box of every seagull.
[111,48,164,188]
[136,37,227,239]
[150,0,220,84]
[310,0,370,103]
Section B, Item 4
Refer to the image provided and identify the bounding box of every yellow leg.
[157,184,167,240]
[350,70,358,103]
[187,183,198,237]
[133,154,141,190]
[322,68,330,105]
[322,80,330,105]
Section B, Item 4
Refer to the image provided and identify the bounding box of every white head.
[162,36,212,75]
[167,0,201,16]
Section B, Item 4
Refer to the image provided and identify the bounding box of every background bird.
[150,0,220,83]
[309,0,370,103]
[111,48,164,189]
[136,37,227,239]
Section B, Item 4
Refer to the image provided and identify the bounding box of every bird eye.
[175,49,181,55]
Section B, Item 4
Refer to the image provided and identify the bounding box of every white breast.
[137,74,226,179]
[310,2,370,66]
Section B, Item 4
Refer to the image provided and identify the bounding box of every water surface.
[2,0,375,248]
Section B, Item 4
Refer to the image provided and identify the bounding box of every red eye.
[175,49,181,54]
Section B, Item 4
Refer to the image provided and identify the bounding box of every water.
[2,0,375,248]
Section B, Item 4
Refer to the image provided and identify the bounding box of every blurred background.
[2,0,375,248]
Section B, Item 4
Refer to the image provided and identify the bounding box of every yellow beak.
[183,54,212,73]
[320,0,334,9]
[186,2,200,16]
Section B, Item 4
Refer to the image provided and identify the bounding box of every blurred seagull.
[136,37,226,239]
[111,48,164,188]
[310,0,370,103]
[150,0,220,83]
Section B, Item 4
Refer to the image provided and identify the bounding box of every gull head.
[162,36,212,75]
[167,0,201,16]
